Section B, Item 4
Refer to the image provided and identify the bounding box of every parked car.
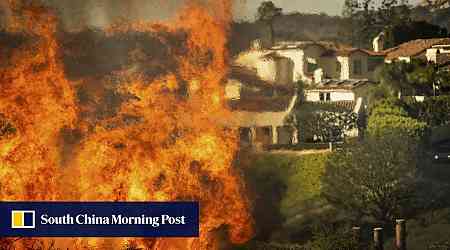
[432,139,450,163]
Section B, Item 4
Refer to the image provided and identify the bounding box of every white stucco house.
[304,79,370,105]
[226,38,388,146]
[304,79,373,138]
[234,40,385,86]
[225,34,450,147]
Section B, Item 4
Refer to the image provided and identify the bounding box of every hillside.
[230,6,450,55]
[230,12,351,55]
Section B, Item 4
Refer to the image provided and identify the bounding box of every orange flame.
[0,0,253,249]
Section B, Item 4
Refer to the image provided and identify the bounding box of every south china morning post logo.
[0,202,199,237]
[11,210,35,229]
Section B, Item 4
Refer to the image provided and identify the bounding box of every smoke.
[0,0,11,28]
[0,0,188,31]
[52,0,191,30]
[0,0,250,31]
[0,0,249,31]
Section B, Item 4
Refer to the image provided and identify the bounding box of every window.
[353,59,362,75]
[319,92,331,102]
[336,61,341,73]
[307,62,318,73]
[239,128,251,144]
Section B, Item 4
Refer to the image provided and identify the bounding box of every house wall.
[255,60,277,82]
[319,57,341,79]
[348,51,370,80]
[398,56,411,63]
[275,49,305,83]
[305,90,355,102]
[235,50,269,68]
[275,45,329,84]
[235,49,295,86]
[337,56,350,80]
[331,91,355,101]
[255,57,295,85]
[276,57,294,85]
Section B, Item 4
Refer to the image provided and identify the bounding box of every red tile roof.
[384,38,450,61]
[323,48,386,57]
[271,41,352,51]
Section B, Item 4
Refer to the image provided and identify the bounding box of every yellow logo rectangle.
[11,210,35,229]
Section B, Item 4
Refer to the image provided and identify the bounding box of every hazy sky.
[234,0,423,20]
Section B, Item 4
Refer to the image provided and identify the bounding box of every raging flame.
[0,2,77,201]
[0,0,253,249]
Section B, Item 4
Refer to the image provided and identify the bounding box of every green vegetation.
[343,0,412,48]
[236,1,450,248]
[243,95,449,248]
[256,1,282,47]
[281,154,329,216]
[343,0,448,48]
[243,153,330,243]
[295,103,358,142]
[367,98,428,138]
[379,60,450,96]
[406,96,450,127]
[230,1,450,55]
[383,208,450,250]
[386,21,448,47]
[304,225,358,250]
[322,134,420,223]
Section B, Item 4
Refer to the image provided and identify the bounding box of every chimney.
[314,68,324,84]
[373,32,385,52]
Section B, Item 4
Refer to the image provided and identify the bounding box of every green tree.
[378,59,450,97]
[313,111,358,142]
[378,0,411,27]
[306,225,359,250]
[256,1,282,47]
[367,98,428,138]
[379,60,415,95]
[296,103,358,142]
[342,0,411,48]
[385,21,448,48]
[407,96,450,127]
[322,134,419,224]
[342,0,361,46]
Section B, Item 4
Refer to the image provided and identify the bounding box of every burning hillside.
[0,0,253,249]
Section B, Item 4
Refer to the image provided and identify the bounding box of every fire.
[0,0,253,249]
[0,2,77,201]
